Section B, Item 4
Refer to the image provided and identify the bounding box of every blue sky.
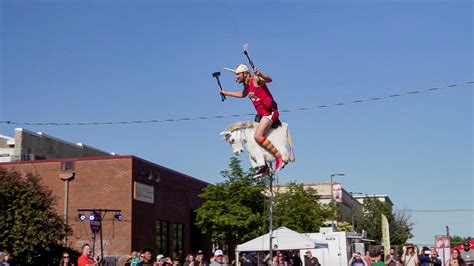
[1,0,472,245]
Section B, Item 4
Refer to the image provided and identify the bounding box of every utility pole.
[269,171,273,265]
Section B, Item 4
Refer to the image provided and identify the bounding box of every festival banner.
[332,183,343,202]
[381,214,391,255]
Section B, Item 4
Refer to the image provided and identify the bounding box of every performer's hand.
[254,67,261,76]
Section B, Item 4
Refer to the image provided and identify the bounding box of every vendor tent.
[451,239,474,252]
[236,226,328,252]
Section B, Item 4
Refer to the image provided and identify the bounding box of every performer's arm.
[254,68,272,84]
[221,87,248,98]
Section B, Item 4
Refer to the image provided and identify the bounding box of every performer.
[220,64,284,174]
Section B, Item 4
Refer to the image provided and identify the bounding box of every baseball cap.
[197,250,204,255]
[235,64,249,74]
[214,250,224,256]
[305,250,311,253]
[157,254,164,261]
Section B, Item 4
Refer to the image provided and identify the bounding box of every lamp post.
[330,173,345,230]
[59,172,75,246]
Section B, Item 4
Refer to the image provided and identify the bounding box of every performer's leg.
[254,118,284,172]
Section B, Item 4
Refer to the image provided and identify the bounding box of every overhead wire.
[398,208,474,213]
[0,81,472,126]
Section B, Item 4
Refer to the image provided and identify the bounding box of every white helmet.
[235,64,249,74]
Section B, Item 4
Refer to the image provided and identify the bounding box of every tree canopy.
[355,197,413,245]
[195,158,337,248]
[273,182,336,233]
[0,168,73,265]
[195,157,267,247]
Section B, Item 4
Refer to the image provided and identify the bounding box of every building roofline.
[352,194,390,198]
[15,128,115,155]
[131,156,208,186]
[0,135,14,140]
[0,155,132,166]
[353,194,394,206]
[0,155,209,185]
[275,182,337,187]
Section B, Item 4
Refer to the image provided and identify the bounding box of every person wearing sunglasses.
[59,252,71,266]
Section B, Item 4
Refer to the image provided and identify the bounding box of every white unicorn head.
[220,130,244,155]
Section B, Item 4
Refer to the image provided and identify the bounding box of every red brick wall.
[131,157,210,257]
[1,156,212,259]
[1,156,133,257]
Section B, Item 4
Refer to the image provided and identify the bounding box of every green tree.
[195,157,267,247]
[355,198,413,245]
[273,182,336,232]
[0,168,71,265]
[336,221,354,232]
[450,235,471,247]
[390,211,414,245]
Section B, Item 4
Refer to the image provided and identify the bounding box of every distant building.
[275,183,394,228]
[0,128,114,162]
[0,129,211,260]
[275,183,365,226]
[352,194,394,207]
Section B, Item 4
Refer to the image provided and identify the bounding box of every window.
[172,223,184,260]
[61,161,74,171]
[156,220,169,256]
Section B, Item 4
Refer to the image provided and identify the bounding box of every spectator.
[304,250,320,266]
[153,255,165,266]
[401,244,418,266]
[210,250,224,266]
[240,252,252,266]
[196,250,208,266]
[430,250,442,266]
[130,251,140,266]
[348,252,368,266]
[139,248,154,266]
[418,247,432,266]
[460,241,474,266]
[384,248,397,266]
[365,251,372,266]
[173,257,181,266]
[77,244,96,266]
[275,253,288,266]
[446,249,466,266]
[184,253,195,266]
[0,250,11,266]
[59,252,71,266]
[221,255,231,265]
[165,257,173,265]
[396,251,403,266]
[288,250,302,266]
[375,253,383,263]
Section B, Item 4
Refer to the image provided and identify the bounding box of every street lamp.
[330,173,345,230]
[59,172,75,246]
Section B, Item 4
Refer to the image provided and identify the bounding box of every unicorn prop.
[220,121,295,169]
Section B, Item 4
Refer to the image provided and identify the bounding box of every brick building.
[0,155,211,260]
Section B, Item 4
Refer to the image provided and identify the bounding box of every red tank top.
[246,77,278,116]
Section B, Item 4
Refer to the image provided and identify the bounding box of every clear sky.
[1,0,472,245]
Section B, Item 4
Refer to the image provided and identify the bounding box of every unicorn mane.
[225,121,256,132]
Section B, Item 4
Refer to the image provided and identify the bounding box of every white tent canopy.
[236,226,328,252]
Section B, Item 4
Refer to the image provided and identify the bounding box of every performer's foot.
[254,165,270,177]
[273,156,284,173]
